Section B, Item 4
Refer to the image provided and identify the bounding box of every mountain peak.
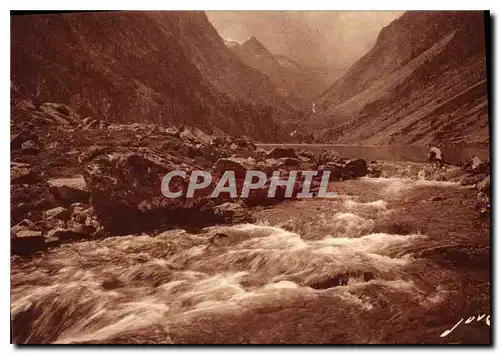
[242,36,268,52]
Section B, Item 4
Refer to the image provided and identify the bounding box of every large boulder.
[47,176,90,204]
[213,202,253,224]
[83,147,212,233]
[11,230,45,255]
[476,190,490,217]
[212,157,254,179]
[341,159,368,179]
[266,147,297,159]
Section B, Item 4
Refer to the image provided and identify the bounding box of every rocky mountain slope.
[11,11,305,142]
[226,37,345,99]
[315,11,489,145]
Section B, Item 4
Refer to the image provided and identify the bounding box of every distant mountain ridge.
[226,36,346,99]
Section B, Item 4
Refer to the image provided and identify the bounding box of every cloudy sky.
[207,11,404,68]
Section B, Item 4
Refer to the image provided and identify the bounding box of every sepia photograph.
[10,9,491,345]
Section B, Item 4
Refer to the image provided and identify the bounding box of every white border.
[3,2,498,353]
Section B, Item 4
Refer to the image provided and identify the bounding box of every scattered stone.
[79,146,109,164]
[44,235,61,248]
[460,174,487,186]
[478,176,490,194]
[367,162,382,178]
[11,230,45,255]
[470,156,482,169]
[363,272,374,282]
[319,150,342,164]
[429,194,445,202]
[11,219,38,235]
[47,176,90,204]
[277,157,301,167]
[21,140,40,155]
[212,158,249,179]
[83,147,201,233]
[164,127,181,138]
[464,157,490,174]
[208,232,229,245]
[11,162,35,184]
[213,202,252,224]
[70,203,88,216]
[46,141,59,150]
[321,163,343,180]
[297,162,315,171]
[309,273,349,289]
[85,119,100,129]
[102,278,125,290]
[297,149,316,161]
[44,206,70,221]
[342,159,368,179]
[15,230,42,238]
[11,131,38,150]
[476,191,490,217]
[44,218,66,231]
[82,117,93,125]
[46,227,85,242]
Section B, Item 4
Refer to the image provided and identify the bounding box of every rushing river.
[11,161,490,344]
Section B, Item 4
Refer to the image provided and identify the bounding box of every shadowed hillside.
[314,11,488,145]
[227,37,346,100]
